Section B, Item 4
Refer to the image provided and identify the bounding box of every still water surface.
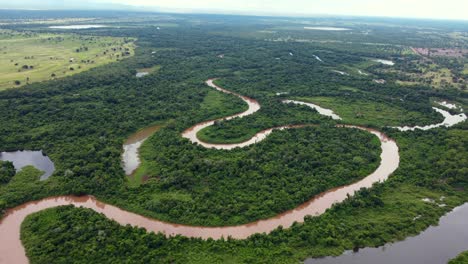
[306,203,468,264]
[0,150,55,180]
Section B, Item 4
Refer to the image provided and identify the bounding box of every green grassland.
[199,90,249,119]
[136,65,161,75]
[382,55,467,90]
[294,96,443,127]
[0,30,135,90]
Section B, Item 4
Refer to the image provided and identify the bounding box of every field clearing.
[382,61,465,89]
[0,30,135,90]
[396,80,419,86]
[0,18,96,25]
[429,68,453,86]
[136,65,161,75]
[412,47,468,58]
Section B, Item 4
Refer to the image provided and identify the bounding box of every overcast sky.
[97,0,468,20]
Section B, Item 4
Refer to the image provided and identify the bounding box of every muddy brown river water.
[0,79,400,263]
[0,126,397,263]
[9,78,468,264]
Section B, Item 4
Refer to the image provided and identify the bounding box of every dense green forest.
[0,10,466,264]
[120,126,380,225]
[0,166,46,211]
[21,127,468,263]
[0,160,15,184]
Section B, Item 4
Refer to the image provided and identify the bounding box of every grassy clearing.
[429,68,454,86]
[339,86,361,92]
[386,59,465,89]
[396,80,419,86]
[195,88,251,142]
[402,47,415,55]
[128,161,150,188]
[0,30,135,90]
[199,90,248,116]
[2,166,42,186]
[294,96,441,127]
[355,60,380,68]
[126,124,164,188]
[137,65,161,74]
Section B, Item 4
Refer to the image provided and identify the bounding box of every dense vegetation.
[197,98,334,144]
[118,126,380,225]
[0,165,48,215]
[21,127,468,263]
[0,160,15,184]
[450,251,468,264]
[0,10,466,263]
[293,96,443,127]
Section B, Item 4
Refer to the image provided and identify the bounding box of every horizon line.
[1,7,467,22]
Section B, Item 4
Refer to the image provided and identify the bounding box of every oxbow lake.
[0,150,55,180]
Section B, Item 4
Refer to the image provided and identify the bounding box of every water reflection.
[122,125,161,175]
[136,72,149,78]
[306,203,468,264]
[393,107,467,131]
[0,150,55,180]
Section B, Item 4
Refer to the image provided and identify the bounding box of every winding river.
[306,203,468,264]
[181,79,261,149]
[393,107,467,131]
[4,78,467,263]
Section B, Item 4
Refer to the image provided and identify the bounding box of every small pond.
[373,59,395,66]
[0,151,55,180]
[136,72,149,78]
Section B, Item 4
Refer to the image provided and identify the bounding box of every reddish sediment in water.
[0,79,400,264]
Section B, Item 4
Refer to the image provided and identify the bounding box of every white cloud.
[100,0,468,20]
